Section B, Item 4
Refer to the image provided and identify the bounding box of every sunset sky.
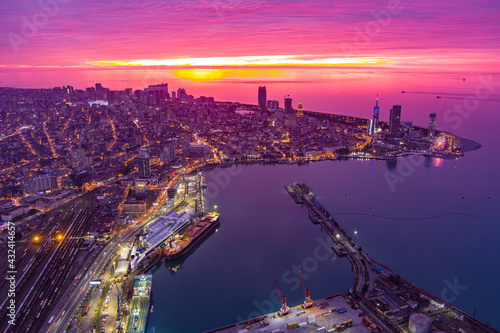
[1,0,499,74]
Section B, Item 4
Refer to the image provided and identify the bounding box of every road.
[42,162,203,332]
[43,229,133,333]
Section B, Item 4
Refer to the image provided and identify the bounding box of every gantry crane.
[299,270,314,308]
[274,278,290,316]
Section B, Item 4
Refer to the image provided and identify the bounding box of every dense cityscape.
[1,0,499,332]
[0,82,489,333]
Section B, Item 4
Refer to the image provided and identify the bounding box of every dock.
[280,183,499,333]
[284,184,308,204]
[205,294,373,333]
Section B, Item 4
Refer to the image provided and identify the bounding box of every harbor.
[282,183,497,333]
[206,294,375,333]
[142,161,500,332]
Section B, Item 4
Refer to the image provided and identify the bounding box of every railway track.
[0,193,96,333]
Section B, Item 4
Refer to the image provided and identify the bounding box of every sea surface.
[140,69,500,332]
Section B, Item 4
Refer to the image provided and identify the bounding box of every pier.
[283,183,499,333]
[205,294,372,333]
[206,183,498,333]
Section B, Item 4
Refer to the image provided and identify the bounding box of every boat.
[127,275,152,333]
[164,211,220,260]
[150,305,153,313]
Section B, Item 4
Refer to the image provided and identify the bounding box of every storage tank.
[409,313,432,333]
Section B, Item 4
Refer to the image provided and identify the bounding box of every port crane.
[274,278,290,316]
[299,270,314,308]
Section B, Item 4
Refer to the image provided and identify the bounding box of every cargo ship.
[126,275,152,333]
[164,211,220,260]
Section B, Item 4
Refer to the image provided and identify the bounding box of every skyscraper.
[389,105,402,134]
[258,86,267,111]
[177,87,187,101]
[70,148,87,169]
[267,100,279,111]
[161,142,176,163]
[368,94,380,135]
[428,112,436,137]
[137,148,151,178]
[284,95,293,114]
[147,83,169,106]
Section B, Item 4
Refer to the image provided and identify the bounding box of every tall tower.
[297,101,304,117]
[373,93,380,130]
[428,112,436,137]
[137,148,151,178]
[284,95,293,114]
[368,94,380,135]
[389,105,402,134]
[258,86,267,111]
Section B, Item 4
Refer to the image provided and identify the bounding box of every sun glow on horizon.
[89,55,390,68]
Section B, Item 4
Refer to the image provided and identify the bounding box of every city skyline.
[1,1,500,332]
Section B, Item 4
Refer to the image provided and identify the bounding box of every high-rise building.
[297,101,304,117]
[177,87,187,101]
[267,100,279,111]
[70,149,87,169]
[428,112,436,137]
[137,148,151,178]
[373,93,380,132]
[258,86,267,111]
[284,95,293,114]
[367,118,375,135]
[368,94,380,135]
[147,83,169,106]
[389,104,402,134]
[98,141,108,154]
[161,143,176,163]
